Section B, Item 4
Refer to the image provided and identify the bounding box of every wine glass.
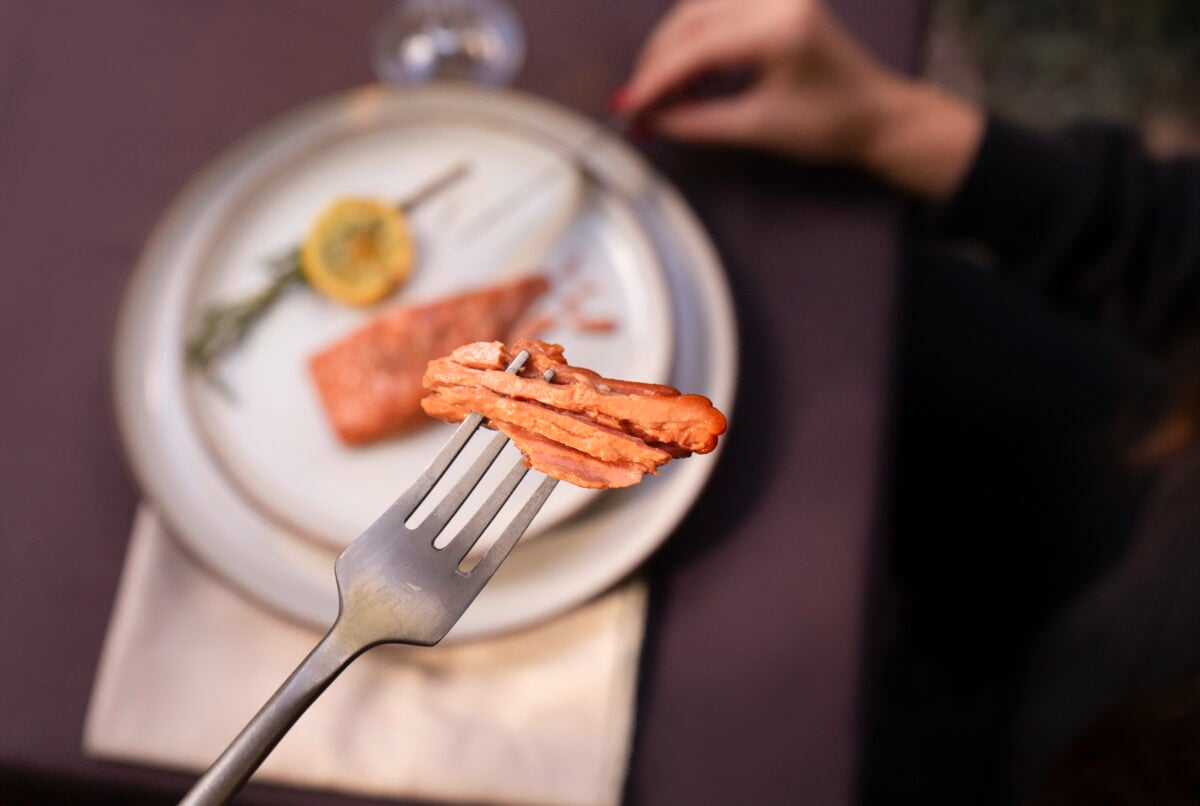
[370,0,526,86]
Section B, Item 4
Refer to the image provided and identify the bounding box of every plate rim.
[112,82,739,641]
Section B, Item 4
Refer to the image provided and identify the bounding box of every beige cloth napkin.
[85,506,647,806]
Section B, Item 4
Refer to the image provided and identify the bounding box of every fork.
[180,349,558,805]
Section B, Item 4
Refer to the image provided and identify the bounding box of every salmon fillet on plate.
[308,275,549,445]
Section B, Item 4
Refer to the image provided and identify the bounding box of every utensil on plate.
[456,110,635,239]
[460,67,756,239]
[180,349,558,805]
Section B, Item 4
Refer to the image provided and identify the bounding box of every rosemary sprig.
[185,260,304,373]
[184,161,470,374]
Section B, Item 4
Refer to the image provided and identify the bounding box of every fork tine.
[443,458,530,564]
[414,430,509,540]
[467,475,559,582]
[442,365,558,561]
[388,412,485,519]
[382,349,531,520]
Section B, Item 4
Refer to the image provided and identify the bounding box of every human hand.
[620,0,984,200]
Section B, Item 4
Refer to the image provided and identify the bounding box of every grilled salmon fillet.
[309,276,549,445]
[421,340,727,489]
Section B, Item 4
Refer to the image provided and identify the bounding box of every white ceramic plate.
[114,84,738,640]
[182,105,670,550]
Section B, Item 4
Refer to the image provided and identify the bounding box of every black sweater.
[941,117,1200,360]
[935,119,1200,801]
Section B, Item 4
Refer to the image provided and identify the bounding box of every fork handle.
[179,620,366,805]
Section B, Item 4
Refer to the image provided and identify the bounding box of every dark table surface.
[0,1,920,803]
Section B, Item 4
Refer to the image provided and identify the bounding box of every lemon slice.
[301,198,414,306]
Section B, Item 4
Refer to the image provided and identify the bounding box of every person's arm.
[935,119,1200,356]
[624,0,1200,357]
[619,0,984,201]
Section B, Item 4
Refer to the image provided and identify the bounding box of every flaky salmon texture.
[421,339,728,489]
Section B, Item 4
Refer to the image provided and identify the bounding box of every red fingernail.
[608,85,632,114]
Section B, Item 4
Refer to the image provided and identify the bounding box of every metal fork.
[180,349,558,805]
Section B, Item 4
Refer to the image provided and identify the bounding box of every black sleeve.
[933,117,1200,358]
